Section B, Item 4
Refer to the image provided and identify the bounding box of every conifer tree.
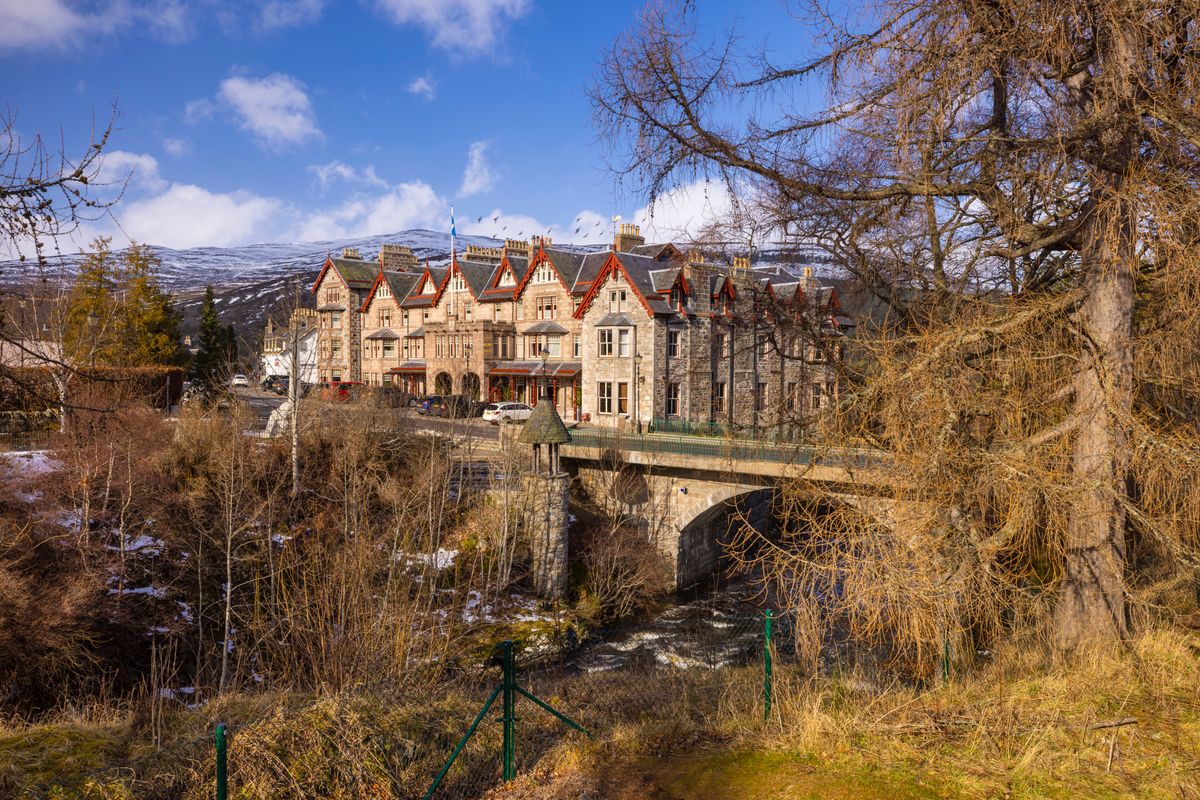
[117,244,188,368]
[194,287,225,387]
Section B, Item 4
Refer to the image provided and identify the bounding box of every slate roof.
[611,251,675,314]
[405,327,425,338]
[392,360,426,372]
[518,401,571,445]
[455,257,501,297]
[569,251,610,294]
[316,303,347,312]
[364,329,401,340]
[541,248,587,288]
[630,243,678,260]
[595,312,636,327]
[649,267,681,293]
[522,321,570,335]
[382,270,420,298]
[327,257,379,289]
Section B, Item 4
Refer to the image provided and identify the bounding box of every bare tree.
[594,1,1200,653]
[1,106,119,267]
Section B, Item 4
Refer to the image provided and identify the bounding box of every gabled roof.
[401,265,449,308]
[568,251,611,295]
[312,255,379,293]
[364,328,401,340]
[360,270,421,314]
[454,257,502,299]
[572,250,676,319]
[630,242,682,261]
[512,245,578,299]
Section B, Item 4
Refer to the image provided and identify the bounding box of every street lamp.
[538,345,549,405]
[463,340,474,400]
[633,351,643,434]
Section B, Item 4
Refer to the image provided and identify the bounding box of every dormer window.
[498,269,516,287]
[533,262,556,284]
[378,284,391,298]
[450,273,466,291]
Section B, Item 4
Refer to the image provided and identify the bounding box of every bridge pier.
[523,472,569,599]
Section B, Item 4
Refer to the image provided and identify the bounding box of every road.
[231,386,501,442]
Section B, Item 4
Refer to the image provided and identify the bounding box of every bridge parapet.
[562,429,886,486]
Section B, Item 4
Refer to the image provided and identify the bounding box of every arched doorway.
[461,372,481,401]
[434,371,452,394]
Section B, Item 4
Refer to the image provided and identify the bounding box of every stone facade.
[309,228,850,430]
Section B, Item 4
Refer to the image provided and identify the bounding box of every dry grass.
[2,628,1197,798]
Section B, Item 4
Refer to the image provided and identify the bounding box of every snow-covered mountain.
[0,230,839,346]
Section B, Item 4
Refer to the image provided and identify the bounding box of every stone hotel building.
[311,225,852,430]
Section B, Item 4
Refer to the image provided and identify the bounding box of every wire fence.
[24,607,815,800]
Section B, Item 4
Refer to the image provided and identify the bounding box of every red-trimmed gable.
[572,251,657,319]
[511,245,571,300]
[312,255,339,294]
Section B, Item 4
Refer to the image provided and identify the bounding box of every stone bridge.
[559,429,893,588]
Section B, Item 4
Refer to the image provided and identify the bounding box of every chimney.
[342,247,360,259]
[614,222,645,253]
[684,250,717,314]
[731,256,750,273]
[379,243,420,271]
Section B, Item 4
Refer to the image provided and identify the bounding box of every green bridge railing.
[563,428,882,470]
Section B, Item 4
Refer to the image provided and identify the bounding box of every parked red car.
[320,381,363,401]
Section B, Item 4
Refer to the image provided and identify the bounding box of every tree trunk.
[1054,194,1135,651]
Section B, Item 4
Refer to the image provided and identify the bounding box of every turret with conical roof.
[519,401,570,473]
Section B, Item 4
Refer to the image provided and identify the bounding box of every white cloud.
[260,0,325,29]
[374,0,531,53]
[0,0,194,52]
[632,179,737,242]
[458,141,496,198]
[162,137,190,156]
[407,75,436,101]
[96,150,167,193]
[0,0,93,51]
[184,98,215,124]
[118,184,283,249]
[217,73,323,151]
[307,161,388,191]
[289,181,446,242]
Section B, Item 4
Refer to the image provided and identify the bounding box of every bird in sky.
[476,215,483,223]
[493,215,499,222]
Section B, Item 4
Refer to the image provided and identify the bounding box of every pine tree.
[63,237,121,364]
[194,286,225,387]
[118,244,188,368]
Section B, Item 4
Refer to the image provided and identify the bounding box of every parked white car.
[230,374,250,387]
[482,402,534,424]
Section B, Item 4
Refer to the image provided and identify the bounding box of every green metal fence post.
[501,639,516,781]
[763,609,773,721]
[215,722,228,800]
[942,637,950,685]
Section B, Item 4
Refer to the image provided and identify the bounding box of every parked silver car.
[482,402,533,424]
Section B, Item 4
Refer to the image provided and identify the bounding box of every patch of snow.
[109,585,166,598]
[0,450,60,476]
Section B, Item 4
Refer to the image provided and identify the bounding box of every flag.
[450,205,457,262]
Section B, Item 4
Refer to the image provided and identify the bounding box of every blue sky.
[0,1,830,253]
